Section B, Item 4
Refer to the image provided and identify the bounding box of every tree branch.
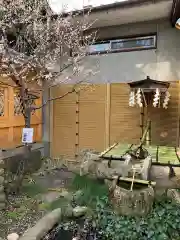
[34,88,76,110]
[34,80,85,110]
[0,80,18,88]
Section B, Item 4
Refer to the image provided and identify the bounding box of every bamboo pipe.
[107,175,156,187]
[100,142,119,157]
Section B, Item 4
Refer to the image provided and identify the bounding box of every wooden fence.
[0,85,42,149]
[50,82,180,159]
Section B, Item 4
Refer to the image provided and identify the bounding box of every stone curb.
[18,206,88,240]
[19,208,62,240]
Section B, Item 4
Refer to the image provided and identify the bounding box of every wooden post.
[35,95,42,119]
[50,87,54,158]
[36,93,42,142]
[140,107,144,141]
[105,83,111,148]
[145,105,151,146]
[177,81,180,147]
[37,124,42,142]
[75,91,79,157]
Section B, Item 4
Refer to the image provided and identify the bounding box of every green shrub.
[95,196,180,240]
[69,174,109,207]
[53,175,180,240]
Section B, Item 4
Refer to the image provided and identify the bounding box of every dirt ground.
[2,158,180,239]
[34,167,74,189]
[1,166,75,239]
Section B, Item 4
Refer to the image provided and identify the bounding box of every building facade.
[45,0,180,158]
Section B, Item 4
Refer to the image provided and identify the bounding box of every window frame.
[87,33,157,55]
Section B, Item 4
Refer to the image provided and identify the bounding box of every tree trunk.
[24,106,32,152]
[15,93,33,193]
[22,87,33,153]
[24,107,31,128]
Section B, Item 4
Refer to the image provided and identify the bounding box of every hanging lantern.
[153,88,160,107]
[129,91,135,107]
[136,88,143,107]
[163,91,170,109]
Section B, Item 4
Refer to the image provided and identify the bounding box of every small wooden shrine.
[128,76,170,109]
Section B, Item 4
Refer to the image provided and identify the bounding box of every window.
[88,42,111,54]
[87,35,156,54]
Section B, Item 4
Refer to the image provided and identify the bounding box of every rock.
[0,202,6,209]
[167,189,180,204]
[80,156,132,179]
[73,190,84,202]
[73,206,88,218]
[0,176,4,184]
[62,204,73,218]
[41,192,62,204]
[0,193,5,202]
[0,160,4,166]
[20,208,62,240]
[4,149,42,174]
[110,184,154,216]
[150,166,180,188]
[141,156,152,180]
[59,190,72,201]
[79,149,100,159]
[96,161,130,178]
[79,150,101,176]
[0,168,4,175]
[3,179,8,185]
[7,233,19,240]
[0,186,4,192]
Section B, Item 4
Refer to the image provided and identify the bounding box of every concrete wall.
[62,19,180,83]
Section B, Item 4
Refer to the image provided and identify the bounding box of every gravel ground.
[6,195,46,236]
[0,195,47,239]
[0,210,7,238]
[1,166,75,240]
